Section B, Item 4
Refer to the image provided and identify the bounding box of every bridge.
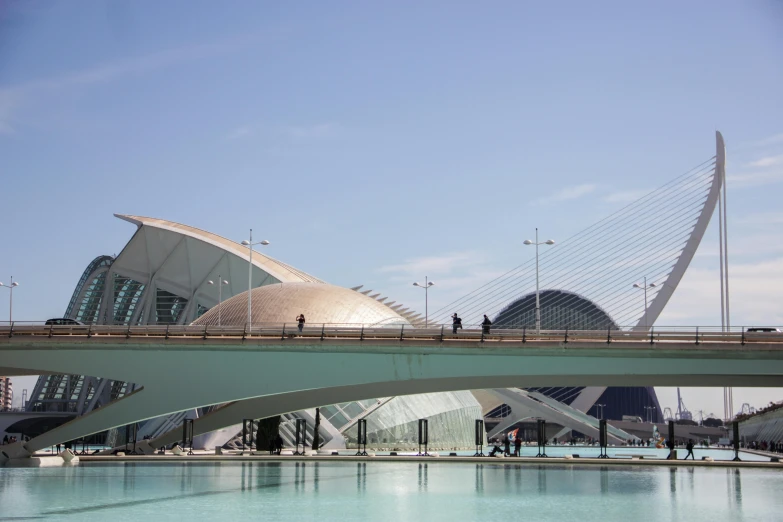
[1,324,782,462]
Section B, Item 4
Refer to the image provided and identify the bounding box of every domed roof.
[192,282,410,327]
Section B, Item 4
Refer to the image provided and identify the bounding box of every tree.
[312,407,321,450]
[702,417,724,428]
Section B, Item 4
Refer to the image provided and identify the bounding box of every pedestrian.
[514,434,522,457]
[275,434,284,455]
[684,439,695,460]
[56,443,61,453]
[2,434,7,445]
[452,313,463,334]
[488,438,503,457]
[296,314,305,333]
[482,315,492,335]
[503,433,511,456]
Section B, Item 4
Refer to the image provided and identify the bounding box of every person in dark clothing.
[275,434,284,455]
[503,434,511,456]
[452,313,463,334]
[2,435,8,445]
[56,443,61,453]
[514,435,522,457]
[296,314,305,333]
[684,439,695,460]
[488,438,503,457]
[482,315,492,334]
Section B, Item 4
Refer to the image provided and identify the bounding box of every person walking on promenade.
[482,315,492,335]
[684,439,695,460]
[296,314,306,333]
[452,313,463,334]
[56,443,61,453]
[514,433,522,457]
[503,433,511,456]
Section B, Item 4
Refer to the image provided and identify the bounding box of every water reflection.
[600,466,609,494]
[295,462,306,493]
[474,464,484,495]
[357,462,366,493]
[537,465,546,493]
[418,463,428,491]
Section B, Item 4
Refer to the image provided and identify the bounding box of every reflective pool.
[1,461,781,521]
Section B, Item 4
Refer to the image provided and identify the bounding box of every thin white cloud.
[536,184,596,204]
[286,123,339,139]
[225,125,253,140]
[603,189,650,204]
[727,169,783,187]
[0,34,259,135]
[747,154,783,168]
[754,133,783,147]
[736,212,783,225]
[378,251,483,278]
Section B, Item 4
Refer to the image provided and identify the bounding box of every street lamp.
[412,277,435,327]
[0,276,20,323]
[207,276,229,326]
[596,403,606,420]
[240,229,270,330]
[644,406,653,423]
[523,228,555,335]
[633,277,657,329]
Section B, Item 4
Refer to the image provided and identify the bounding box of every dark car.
[45,318,85,326]
[746,327,781,333]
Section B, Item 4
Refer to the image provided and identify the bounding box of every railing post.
[281,323,286,340]
[400,324,404,341]
[360,325,364,341]
[564,328,568,344]
[320,323,325,341]
[606,327,612,344]
[695,326,700,345]
[650,326,654,345]
[7,322,12,338]
[242,323,247,341]
[741,327,745,346]
[165,324,169,340]
[440,324,444,342]
[522,326,526,343]
[202,325,208,340]
[48,323,54,338]
[87,323,92,339]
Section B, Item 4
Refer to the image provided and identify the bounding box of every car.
[44,318,85,326]
[746,327,781,333]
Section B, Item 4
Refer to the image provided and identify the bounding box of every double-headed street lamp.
[412,276,435,327]
[633,277,657,329]
[0,276,20,323]
[524,228,555,335]
[240,229,270,330]
[207,275,229,326]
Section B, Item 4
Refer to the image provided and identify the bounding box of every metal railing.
[0,323,782,345]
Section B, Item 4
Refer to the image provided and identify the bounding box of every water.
[2,461,782,521]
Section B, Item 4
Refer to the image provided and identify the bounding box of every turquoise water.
[2,461,782,521]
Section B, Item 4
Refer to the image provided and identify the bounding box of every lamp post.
[240,229,270,330]
[633,277,657,329]
[0,276,20,323]
[596,403,606,420]
[412,276,435,327]
[207,276,229,326]
[644,406,652,423]
[523,229,555,335]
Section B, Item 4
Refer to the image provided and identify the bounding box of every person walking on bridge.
[684,439,695,460]
[452,313,463,334]
[297,314,306,333]
[482,315,492,335]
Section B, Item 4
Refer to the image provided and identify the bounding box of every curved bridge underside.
[1,336,782,461]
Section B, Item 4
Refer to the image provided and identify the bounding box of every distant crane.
[676,388,693,421]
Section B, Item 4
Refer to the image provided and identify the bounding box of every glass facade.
[344,391,484,450]
[494,289,618,330]
[64,255,114,323]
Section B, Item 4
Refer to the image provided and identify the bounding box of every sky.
[1,1,782,418]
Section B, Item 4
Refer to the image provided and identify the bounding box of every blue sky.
[1,1,782,417]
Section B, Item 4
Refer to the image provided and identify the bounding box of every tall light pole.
[633,277,657,329]
[596,403,606,420]
[240,230,270,330]
[207,276,229,326]
[412,276,435,327]
[644,406,653,423]
[524,229,555,335]
[0,276,20,323]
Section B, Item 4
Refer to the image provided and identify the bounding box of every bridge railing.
[0,323,781,344]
